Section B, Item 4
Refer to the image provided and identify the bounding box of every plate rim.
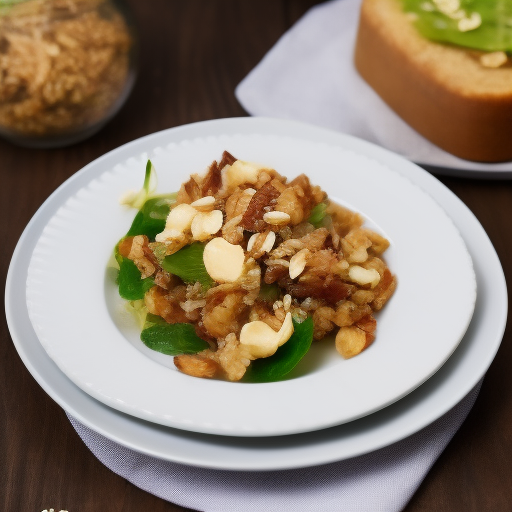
[5,117,507,470]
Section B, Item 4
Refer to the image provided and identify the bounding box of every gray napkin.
[67,381,480,512]
[235,0,512,175]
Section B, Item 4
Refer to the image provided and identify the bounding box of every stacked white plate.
[6,118,507,471]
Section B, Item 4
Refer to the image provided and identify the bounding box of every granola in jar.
[0,0,136,147]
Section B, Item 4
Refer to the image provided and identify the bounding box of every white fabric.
[68,382,480,512]
[235,0,512,173]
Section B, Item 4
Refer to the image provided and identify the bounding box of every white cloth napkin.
[235,0,512,175]
[68,381,480,512]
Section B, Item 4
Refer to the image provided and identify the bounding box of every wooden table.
[2,1,511,510]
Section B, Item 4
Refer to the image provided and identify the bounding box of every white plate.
[6,118,505,470]
[24,122,476,437]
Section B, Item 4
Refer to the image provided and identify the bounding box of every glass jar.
[0,0,137,148]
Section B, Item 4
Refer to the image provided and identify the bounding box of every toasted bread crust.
[354,0,512,163]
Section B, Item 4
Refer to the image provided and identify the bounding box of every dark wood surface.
[1,1,511,511]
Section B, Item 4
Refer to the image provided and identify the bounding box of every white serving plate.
[24,121,475,437]
[6,118,506,470]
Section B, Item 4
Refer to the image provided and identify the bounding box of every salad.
[113,152,396,382]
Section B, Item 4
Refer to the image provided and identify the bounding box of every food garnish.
[113,152,397,382]
[402,0,512,59]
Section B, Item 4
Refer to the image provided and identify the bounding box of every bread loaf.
[354,0,512,163]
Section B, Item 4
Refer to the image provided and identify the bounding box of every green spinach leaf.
[162,242,215,289]
[117,257,154,300]
[140,322,209,355]
[126,194,177,240]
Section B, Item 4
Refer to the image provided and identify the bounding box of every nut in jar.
[0,0,137,147]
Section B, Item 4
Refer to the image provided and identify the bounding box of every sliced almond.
[191,210,223,241]
[165,203,197,233]
[239,312,294,358]
[246,233,259,252]
[191,196,216,212]
[203,237,245,282]
[275,312,293,347]
[272,300,284,311]
[247,230,276,257]
[261,231,276,253]
[289,248,310,279]
[239,321,280,358]
[348,265,381,288]
[154,228,185,243]
[263,211,291,226]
